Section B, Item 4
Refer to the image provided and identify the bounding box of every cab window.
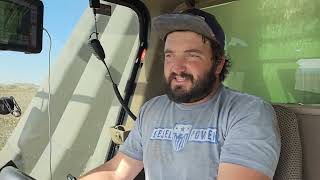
[205,0,320,104]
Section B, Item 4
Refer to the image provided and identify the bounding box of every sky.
[0,0,88,85]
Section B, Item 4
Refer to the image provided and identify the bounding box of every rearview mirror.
[0,0,43,53]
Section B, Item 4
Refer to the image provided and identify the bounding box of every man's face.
[164,31,218,104]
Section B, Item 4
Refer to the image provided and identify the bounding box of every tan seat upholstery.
[273,105,303,180]
[285,105,320,180]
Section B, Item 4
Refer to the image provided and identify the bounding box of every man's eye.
[187,53,200,58]
[165,54,172,58]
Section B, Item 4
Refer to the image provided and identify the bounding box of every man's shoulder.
[221,86,273,111]
[223,86,266,103]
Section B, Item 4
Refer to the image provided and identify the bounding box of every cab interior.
[137,1,320,180]
[0,0,319,179]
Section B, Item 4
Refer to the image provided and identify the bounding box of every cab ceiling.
[142,0,237,15]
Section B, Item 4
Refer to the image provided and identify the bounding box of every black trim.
[101,0,150,161]
[0,161,17,172]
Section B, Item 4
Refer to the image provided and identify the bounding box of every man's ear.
[215,56,225,75]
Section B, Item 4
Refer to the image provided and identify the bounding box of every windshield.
[0,2,140,180]
[205,0,320,104]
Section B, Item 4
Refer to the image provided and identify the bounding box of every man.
[80,8,280,180]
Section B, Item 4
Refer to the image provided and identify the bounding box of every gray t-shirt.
[119,85,281,180]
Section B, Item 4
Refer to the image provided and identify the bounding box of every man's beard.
[165,65,217,104]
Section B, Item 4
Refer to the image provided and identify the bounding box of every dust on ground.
[0,84,37,150]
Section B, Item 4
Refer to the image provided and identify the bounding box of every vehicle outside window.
[205,0,320,104]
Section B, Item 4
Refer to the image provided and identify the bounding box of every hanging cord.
[88,8,99,40]
[87,10,136,120]
[93,8,99,39]
[102,60,137,120]
[43,27,53,180]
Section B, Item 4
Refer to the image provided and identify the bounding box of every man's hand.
[79,152,143,180]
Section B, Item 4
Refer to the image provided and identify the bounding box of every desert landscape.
[0,84,38,150]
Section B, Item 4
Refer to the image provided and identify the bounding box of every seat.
[272,105,303,180]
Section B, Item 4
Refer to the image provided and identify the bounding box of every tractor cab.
[0,0,319,179]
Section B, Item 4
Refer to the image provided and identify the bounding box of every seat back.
[284,105,320,180]
[273,105,303,180]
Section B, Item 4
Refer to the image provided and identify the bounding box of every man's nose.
[171,55,186,73]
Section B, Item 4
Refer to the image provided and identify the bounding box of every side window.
[206,0,320,104]
[0,2,140,180]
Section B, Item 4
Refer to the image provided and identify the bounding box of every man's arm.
[79,152,143,180]
[217,163,270,180]
[219,100,280,179]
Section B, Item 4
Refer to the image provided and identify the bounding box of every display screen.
[0,0,43,53]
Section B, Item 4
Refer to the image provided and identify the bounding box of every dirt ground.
[0,84,37,150]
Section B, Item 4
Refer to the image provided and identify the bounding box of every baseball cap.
[152,8,225,48]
